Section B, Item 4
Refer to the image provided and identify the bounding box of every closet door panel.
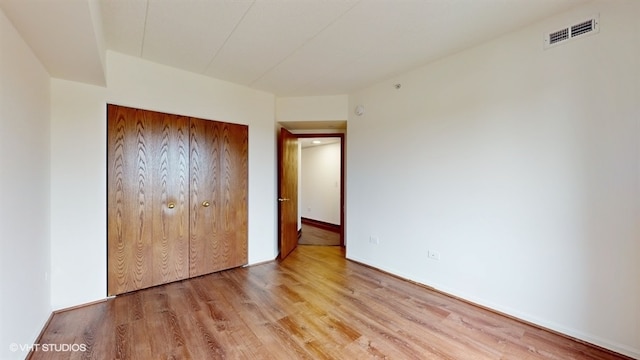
[189,119,248,277]
[219,123,248,268]
[189,118,220,277]
[150,112,190,286]
[107,105,154,295]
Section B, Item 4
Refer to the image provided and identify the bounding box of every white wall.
[301,143,341,225]
[347,1,639,357]
[0,9,52,360]
[276,95,348,121]
[50,79,108,311]
[50,51,277,310]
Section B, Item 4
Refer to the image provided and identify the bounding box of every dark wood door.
[107,105,190,295]
[278,128,298,260]
[189,118,248,277]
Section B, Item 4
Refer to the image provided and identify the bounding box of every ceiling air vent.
[544,15,599,49]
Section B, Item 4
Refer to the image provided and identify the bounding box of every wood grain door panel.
[217,123,248,270]
[279,128,298,260]
[108,105,247,295]
[107,105,154,295]
[190,119,248,277]
[150,112,190,286]
[189,118,220,277]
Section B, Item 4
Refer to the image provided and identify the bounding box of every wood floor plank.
[30,245,632,360]
[299,223,340,246]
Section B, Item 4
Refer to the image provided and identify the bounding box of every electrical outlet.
[428,250,441,260]
[369,236,379,245]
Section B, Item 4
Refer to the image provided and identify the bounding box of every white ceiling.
[299,137,341,149]
[1,0,588,96]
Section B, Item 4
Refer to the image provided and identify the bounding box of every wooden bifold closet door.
[107,104,247,296]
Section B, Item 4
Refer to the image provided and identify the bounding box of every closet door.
[149,112,190,287]
[189,118,248,277]
[107,105,189,295]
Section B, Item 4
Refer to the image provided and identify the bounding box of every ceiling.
[299,137,341,149]
[1,0,588,96]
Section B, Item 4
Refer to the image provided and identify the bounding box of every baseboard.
[53,298,111,315]
[301,217,340,233]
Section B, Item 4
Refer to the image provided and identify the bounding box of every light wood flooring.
[30,246,630,359]
[298,223,340,246]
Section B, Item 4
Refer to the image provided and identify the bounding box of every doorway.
[278,126,345,260]
[298,134,344,247]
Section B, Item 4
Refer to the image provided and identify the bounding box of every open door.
[278,128,298,259]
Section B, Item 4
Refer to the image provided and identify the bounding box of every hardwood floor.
[298,223,340,246]
[31,246,630,359]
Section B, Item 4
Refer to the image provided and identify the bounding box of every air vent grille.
[571,20,594,37]
[544,15,599,49]
[549,28,569,45]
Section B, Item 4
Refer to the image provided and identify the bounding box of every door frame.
[292,132,345,247]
